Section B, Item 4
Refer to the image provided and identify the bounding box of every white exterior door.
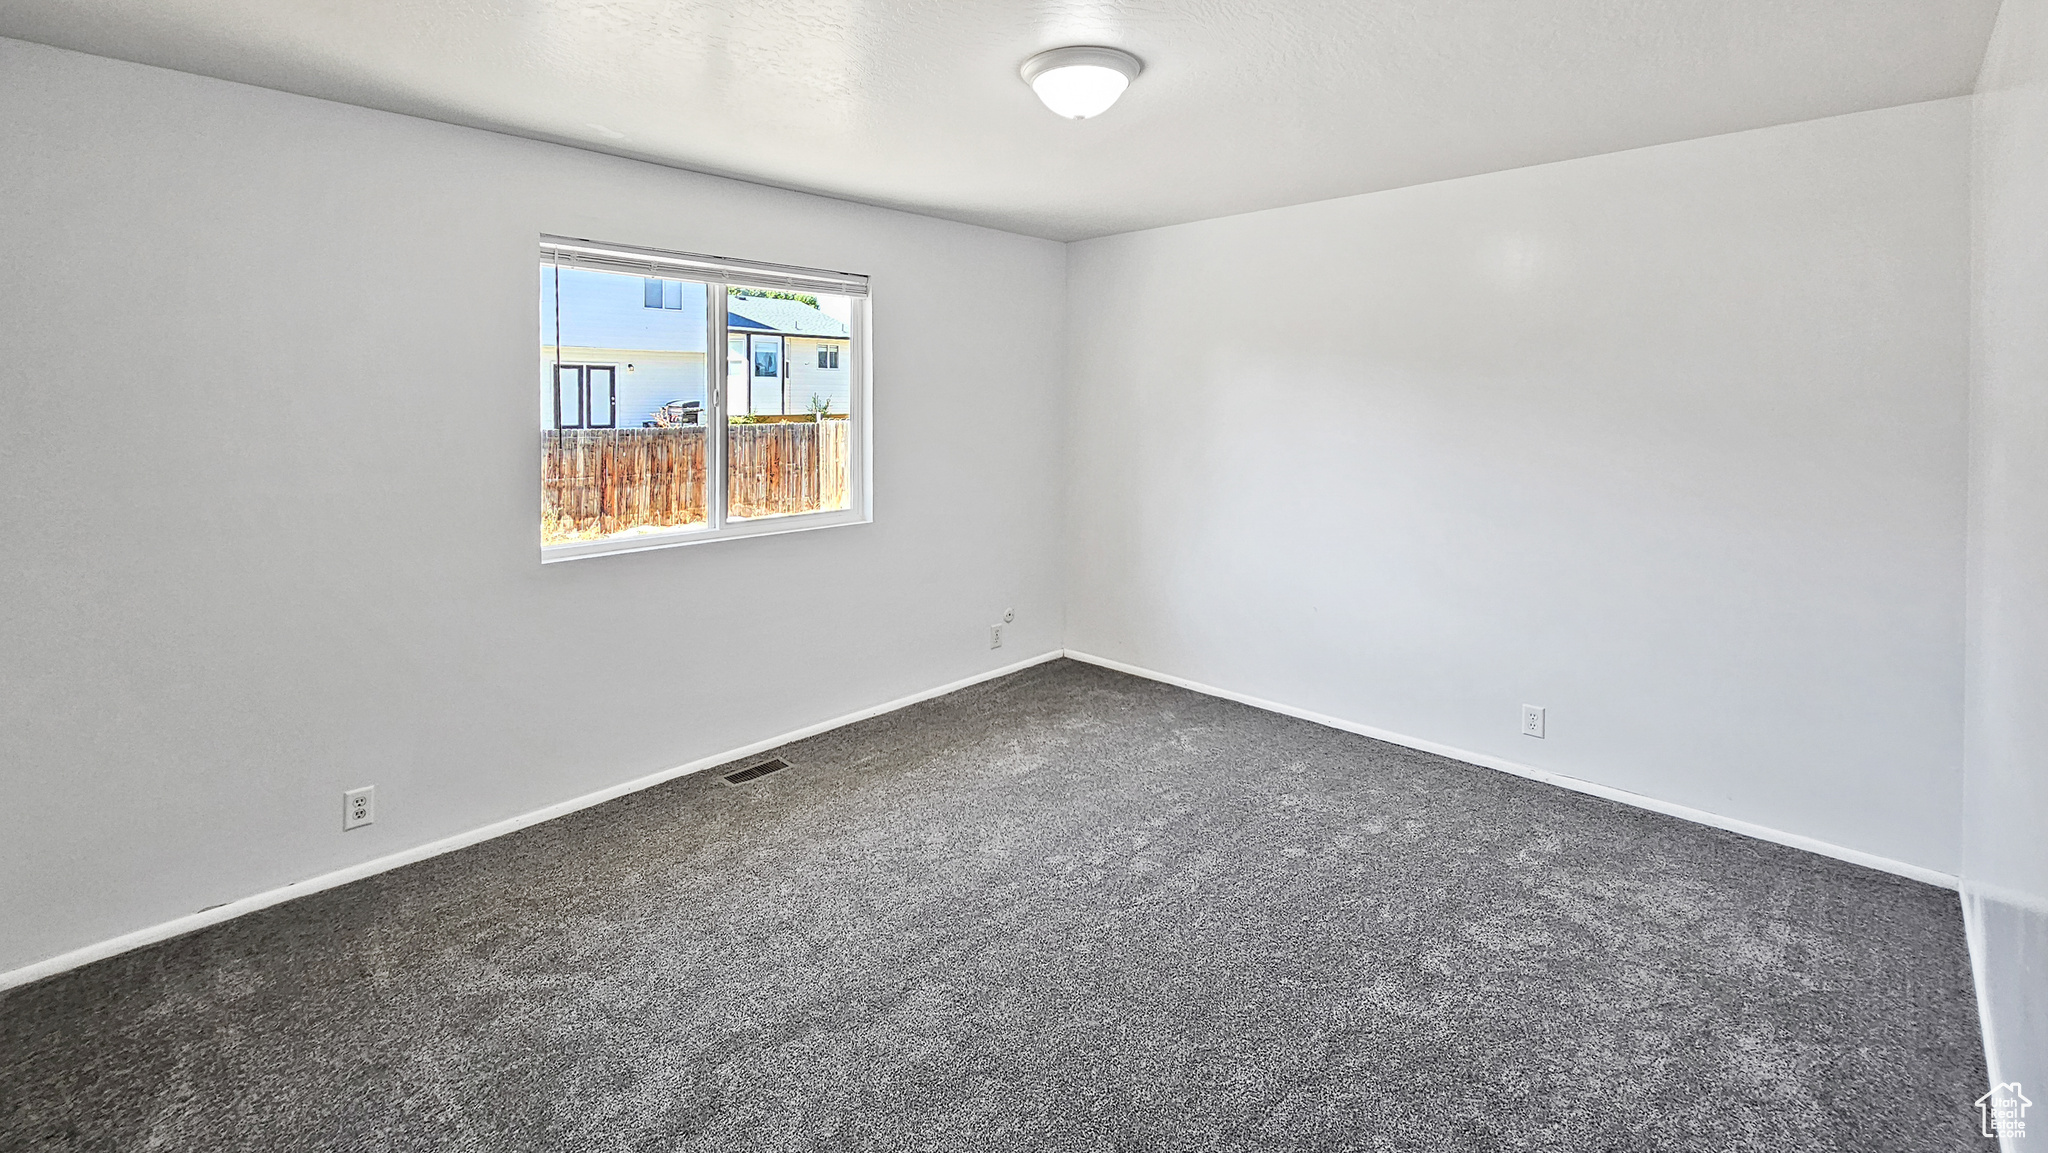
[727,334,750,417]
[750,334,784,415]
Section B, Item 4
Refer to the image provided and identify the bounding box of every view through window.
[539,237,865,557]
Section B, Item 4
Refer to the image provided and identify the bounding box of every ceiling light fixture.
[1020,46,1142,120]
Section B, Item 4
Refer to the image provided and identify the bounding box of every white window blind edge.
[540,235,869,297]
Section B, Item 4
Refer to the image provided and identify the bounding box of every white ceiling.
[0,1,2001,241]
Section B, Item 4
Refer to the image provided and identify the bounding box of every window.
[641,278,684,309]
[541,236,868,560]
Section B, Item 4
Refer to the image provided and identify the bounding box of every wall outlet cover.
[343,786,375,830]
[1521,705,1546,739]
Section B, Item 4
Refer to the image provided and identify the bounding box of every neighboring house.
[541,268,708,429]
[539,269,851,428]
[726,292,853,417]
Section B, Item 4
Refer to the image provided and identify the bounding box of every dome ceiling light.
[1020,46,1143,120]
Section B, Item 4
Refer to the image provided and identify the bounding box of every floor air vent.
[724,758,788,785]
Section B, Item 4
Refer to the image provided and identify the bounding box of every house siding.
[785,337,852,416]
[541,268,708,354]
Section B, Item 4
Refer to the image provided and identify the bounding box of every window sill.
[540,508,870,563]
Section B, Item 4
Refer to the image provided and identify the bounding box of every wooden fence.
[728,420,850,520]
[543,421,848,543]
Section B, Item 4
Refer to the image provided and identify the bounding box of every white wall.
[1967,0,2048,1119]
[0,38,1066,976]
[1065,101,1971,875]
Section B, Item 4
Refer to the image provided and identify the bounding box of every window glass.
[540,239,865,557]
[541,266,710,544]
[726,286,852,521]
[552,365,584,429]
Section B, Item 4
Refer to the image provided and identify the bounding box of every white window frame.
[540,235,871,562]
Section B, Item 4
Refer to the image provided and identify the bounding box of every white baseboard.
[1062,649,1959,891]
[0,650,1064,994]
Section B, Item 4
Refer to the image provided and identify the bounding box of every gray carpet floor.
[0,659,1988,1151]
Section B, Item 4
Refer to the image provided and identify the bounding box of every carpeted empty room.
[3,0,2046,1148]
[0,663,1988,1149]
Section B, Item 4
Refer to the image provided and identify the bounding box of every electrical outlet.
[1521,705,1546,739]
[989,624,1004,649]
[343,786,375,830]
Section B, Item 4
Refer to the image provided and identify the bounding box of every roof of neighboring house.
[726,294,850,338]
